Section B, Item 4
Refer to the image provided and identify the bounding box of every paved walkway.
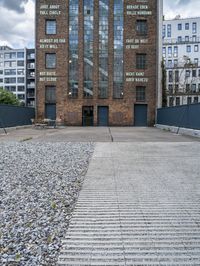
[58,142,200,266]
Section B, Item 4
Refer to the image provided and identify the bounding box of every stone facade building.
[36,0,163,126]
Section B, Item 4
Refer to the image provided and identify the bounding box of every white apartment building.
[0,46,27,104]
[163,17,200,106]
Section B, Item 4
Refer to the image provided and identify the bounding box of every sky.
[0,0,200,49]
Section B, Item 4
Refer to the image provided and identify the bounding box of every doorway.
[134,104,148,126]
[82,106,94,126]
[98,106,109,126]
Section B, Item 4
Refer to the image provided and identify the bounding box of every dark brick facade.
[36,0,162,126]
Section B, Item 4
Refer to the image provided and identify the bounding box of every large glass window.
[84,0,94,98]
[69,0,79,98]
[113,0,124,99]
[136,20,147,36]
[46,20,57,35]
[45,53,56,69]
[45,86,56,103]
[136,86,146,102]
[4,69,16,75]
[136,54,146,69]
[99,0,109,98]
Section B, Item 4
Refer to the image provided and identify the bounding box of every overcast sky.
[0,0,200,49]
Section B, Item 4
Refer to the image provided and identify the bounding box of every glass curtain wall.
[69,0,79,98]
[84,0,94,98]
[113,0,124,98]
[99,0,109,98]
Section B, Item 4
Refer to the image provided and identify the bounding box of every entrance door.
[45,104,56,120]
[134,104,148,126]
[98,106,109,126]
[82,106,94,126]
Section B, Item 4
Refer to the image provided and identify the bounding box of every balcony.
[163,36,200,45]
[27,93,35,98]
[27,83,35,89]
[27,63,35,69]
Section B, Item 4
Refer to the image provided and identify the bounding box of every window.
[46,20,57,35]
[45,53,56,69]
[186,45,191,52]
[185,36,189,42]
[17,60,24,67]
[162,25,166,38]
[194,58,198,66]
[18,94,25,100]
[17,52,24,58]
[162,47,166,57]
[198,83,200,91]
[175,70,179,83]
[193,35,197,42]
[0,70,3,75]
[199,69,200,77]
[167,24,171,37]
[186,70,190,78]
[192,84,196,92]
[0,78,3,83]
[185,23,189,30]
[168,60,172,68]
[194,97,198,103]
[4,53,11,59]
[136,86,146,102]
[194,45,199,52]
[168,84,173,94]
[136,54,146,69]
[174,46,178,57]
[186,84,190,92]
[169,97,174,107]
[192,22,197,33]
[174,59,178,67]
[168,47,172,57]
[4,69,16,75]
[176,97,180,106]
[17,77,24,83]
[168,71,173,82]
[5,86,16,92]
[177,36,182,43]
[17,69,24,75]
[17,86,25,92]
[4,77,16,84]
[136,20,147,35]
[178,23,182,30]
[192,70,196,77]
[187,97,192,104]
[45,86,56,103]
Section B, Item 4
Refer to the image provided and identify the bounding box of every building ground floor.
[37,101,156,127]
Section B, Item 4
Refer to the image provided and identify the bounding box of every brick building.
[36,0,163,126]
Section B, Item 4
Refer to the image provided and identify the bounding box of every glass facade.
[69,0,79,98]
[99,0,109,98]
[84,0,94,98]
[113,0,124,98]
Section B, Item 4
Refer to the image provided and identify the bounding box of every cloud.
[0,0,34,48]
[0,0,29,13]
[164,0,200,19]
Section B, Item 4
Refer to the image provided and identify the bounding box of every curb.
[156,124,200,138]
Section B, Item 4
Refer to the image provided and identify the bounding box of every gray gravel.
[0,142,94,266]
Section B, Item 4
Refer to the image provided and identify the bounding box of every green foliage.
[0,87,20,106]
[161,60,167,107]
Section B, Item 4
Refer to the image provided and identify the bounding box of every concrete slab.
[58,142,200,265]
[0,126,199,142]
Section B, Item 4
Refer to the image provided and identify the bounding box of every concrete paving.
[58,142,200,266]
[0,126,199,142]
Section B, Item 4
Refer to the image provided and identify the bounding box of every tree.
[0,88,20,106]
[162,59,167,107]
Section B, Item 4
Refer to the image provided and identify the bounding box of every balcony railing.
[27,83,35,88]
[163,36,200,45]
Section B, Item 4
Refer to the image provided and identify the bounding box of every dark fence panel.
[0,104,35,128]
[157,103,200,130]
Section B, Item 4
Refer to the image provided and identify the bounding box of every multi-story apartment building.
[0,46,27,103]
[163,17,200,106]
[36,0,163,126]
[0,46,36,107]
[26,49,36,107]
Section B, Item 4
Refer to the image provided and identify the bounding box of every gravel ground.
[0,142,94,266]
